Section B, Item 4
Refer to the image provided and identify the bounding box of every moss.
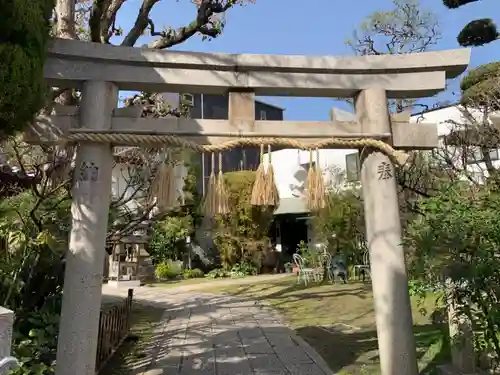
[0,0,53,139]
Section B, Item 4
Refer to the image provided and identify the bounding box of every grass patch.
[199,277,450,375]
[147,277,211,288]
[100,302,165,375]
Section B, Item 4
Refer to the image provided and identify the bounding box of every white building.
[265,104,500,252]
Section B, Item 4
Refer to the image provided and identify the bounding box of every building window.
[180,93,194,106]
[259,110,267,120]
[467,148,499,164]
[345,152,360,182]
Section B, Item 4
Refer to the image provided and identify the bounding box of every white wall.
[264,105,500,198]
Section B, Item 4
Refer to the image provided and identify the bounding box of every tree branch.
[120,0,161,47]
[122,0,233,49]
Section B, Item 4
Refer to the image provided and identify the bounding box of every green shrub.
[183,268,204,279]
[230,262,257,277]
[205,268,230,279]
[154,260,182,280]
[0,0,54,138]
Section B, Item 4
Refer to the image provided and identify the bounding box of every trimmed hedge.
[0,0,53,139]
[460,62,500,109]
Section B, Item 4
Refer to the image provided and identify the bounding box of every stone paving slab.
[103,285,333,375]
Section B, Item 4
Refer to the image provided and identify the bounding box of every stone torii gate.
[26,38,470,375]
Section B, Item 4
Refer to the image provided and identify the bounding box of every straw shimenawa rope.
[202,153,217,216]
[305,150,317,211]
[251,144,266,206]
[313,149,326,211]
[216,152,230,215]
[66,133,410,166]
[150,151,178,212]
[263,145,280,207]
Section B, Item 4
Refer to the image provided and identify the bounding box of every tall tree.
[346,0,441,112]
[443,0,499,46]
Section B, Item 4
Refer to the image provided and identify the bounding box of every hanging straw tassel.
[313,148,326,211]
[305,150,317,211]
[251,144,267,206]
[151,151,178,212]
[216,152,230,215]
[202,153,217,216]
[263,145,280,207]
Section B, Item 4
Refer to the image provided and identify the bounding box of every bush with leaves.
[149,216,193,263]
[0,0,53,139]
[213,171,274,270]
[311,188,366,265]
[230,261,258,277]
[182,268,204,279]
[405,183,500,367]
[0,188,70,375]
[154,259,183,280]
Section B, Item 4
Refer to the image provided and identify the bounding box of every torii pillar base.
[356,88,418,375]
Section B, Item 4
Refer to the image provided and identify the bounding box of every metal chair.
[0,356,20,373]
[293,253,319,286]
[330,254,348,283]
[353,250,371,281]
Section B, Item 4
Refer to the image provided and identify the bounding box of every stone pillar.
[355,88,418,375]
[55,81,117,375]
[0,307,14,375]
[446,279,476,374]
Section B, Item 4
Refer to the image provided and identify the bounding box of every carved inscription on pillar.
[377,161,393,180]
[77,161,99,182]
[75,161,100,202]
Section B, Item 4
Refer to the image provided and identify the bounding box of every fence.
[95,289,133,373]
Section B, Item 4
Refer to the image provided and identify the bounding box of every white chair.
[293,253,318,286]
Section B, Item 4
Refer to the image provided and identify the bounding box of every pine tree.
[443,0,499,46]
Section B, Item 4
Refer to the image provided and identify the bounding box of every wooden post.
[355,88,418,375]
[55,81,117,375]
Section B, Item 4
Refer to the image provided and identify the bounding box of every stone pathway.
[102,284,333,375]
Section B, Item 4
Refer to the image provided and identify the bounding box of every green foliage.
[149,216,193,262]
[460,62,500,109]
[213,171,274,269]
[0,0,54,138]
[204,262,257,279]
[154,259,183,280]
[405,184,500,363]
[205,268,230,279]
[182,268,204,279]
[230,261,258,277]
[0,188,70,375]
[295,240,319,267]
[311,189,366,264]
[11,296,61,375]
[443,0,499,47]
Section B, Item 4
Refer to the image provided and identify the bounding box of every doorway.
[279,215,309,256]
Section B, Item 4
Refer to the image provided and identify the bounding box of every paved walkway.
[102,282,333,375]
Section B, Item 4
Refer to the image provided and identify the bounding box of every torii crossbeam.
[28,38,470,375]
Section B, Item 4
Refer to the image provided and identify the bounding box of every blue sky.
[113,0,499,120]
